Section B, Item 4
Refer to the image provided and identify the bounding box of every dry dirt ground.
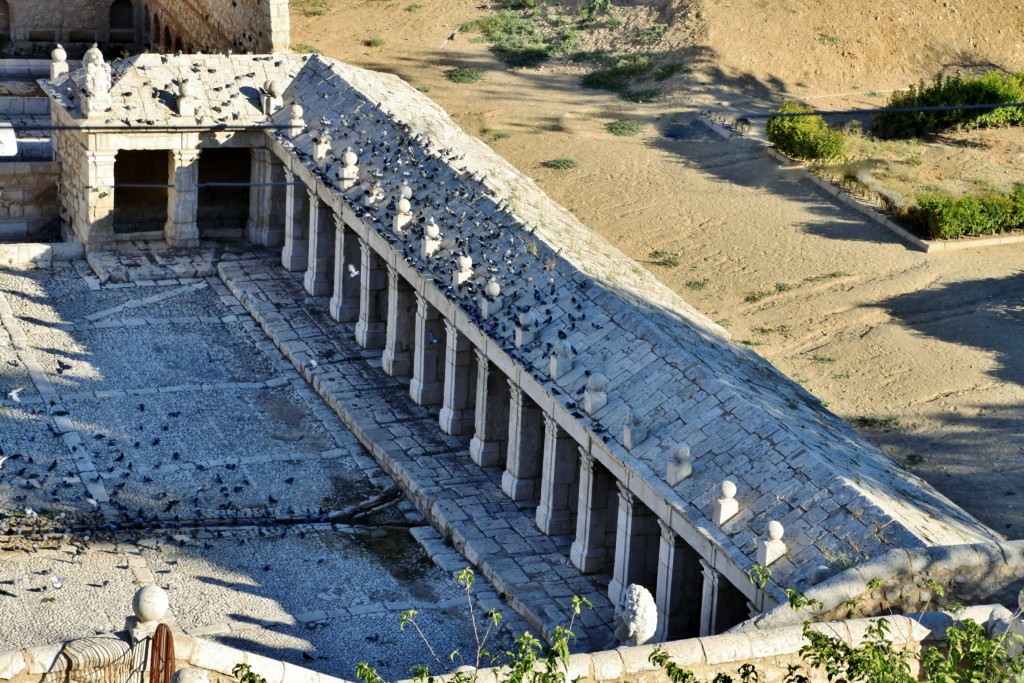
[291,0,1024,539]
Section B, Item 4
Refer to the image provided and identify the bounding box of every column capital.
[615,479,635,504]
[283,165,295,182]
[474,347,490,369]
[85,150,118,164]
[579,447,595,472]
[658,518,682,545]
[386,263,400,285]
[699,558,719,587]
[251,147,272,161]
[171,149,201,165]
[542,411,560,438]
[357,234,371,256]
[306,184,320,204]
[507,379,523,404]
[443,316,459,337]
[333,211,346,232]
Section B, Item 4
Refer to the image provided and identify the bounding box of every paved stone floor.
[0,260,535,681]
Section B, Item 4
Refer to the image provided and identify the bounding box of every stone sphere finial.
[132,584,169,624]
[52,44,67,63]
[673,444,690,464]
[457,254,473,272]
[83,43,104,68]
[721,480,737,499]
[267,80,283,98]
[398,197,411,214]
[518,310,535,327]
[588,372,608,392]
[485,279,501,298]
[399,184,413,200]
[289,102,304,118]
[767,520,784,542]
[342,148,358,167]
[424,218,440,239]
[553,339,572,357]
[180,79,197,98]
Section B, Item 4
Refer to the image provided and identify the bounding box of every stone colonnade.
[270,146,757,641]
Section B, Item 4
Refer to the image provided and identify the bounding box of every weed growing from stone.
[605,120,643,136]
[685,278,709,291]
[445,68,484,84]
[648,250,680,267]
[293,43,322,54]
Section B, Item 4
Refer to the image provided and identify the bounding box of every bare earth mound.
[291,0,1024,539]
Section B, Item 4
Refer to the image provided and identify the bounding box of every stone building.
[38,46,1007,642]
[0,0,288,58]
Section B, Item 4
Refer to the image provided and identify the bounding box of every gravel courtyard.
[0,264,520,680]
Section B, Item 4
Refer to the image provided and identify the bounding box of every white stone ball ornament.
[132,584,169,624]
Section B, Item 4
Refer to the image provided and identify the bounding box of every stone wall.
[0,161,60,242]
[3,0,141,58]
[146,0,289,54]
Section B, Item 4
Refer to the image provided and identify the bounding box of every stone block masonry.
[146,0,289,53]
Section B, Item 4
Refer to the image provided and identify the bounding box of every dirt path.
[291,0,1024,538]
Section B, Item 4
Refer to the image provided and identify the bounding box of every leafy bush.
[913,187,1024,239]
[582,54,653,91]
[578,0,612,26]
[766,101,847,160]
[605,120,643,136]
[621,88,659,103]
[463,10,549,68]
[542,158,578,169]
[444,68,484,84]
[653,63,692,81]
[873,71,1024,137]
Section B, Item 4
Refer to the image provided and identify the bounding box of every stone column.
[82,151,117,247]
[501,383,544,501]
[609,482,661,608]
[468,350,511,468]
[535,414,580,537]
[654,520,704,642]
[329,213,360,322]
[382,266,415,377]
[245,148,276,246]
[355,239,387,349]
[439,320,477,436]
[570,450,614,574]
[410,293,444,406]
[699,559,720,637]
[281,167,309,272]
[303,188,334,296]
[165,149,201,248]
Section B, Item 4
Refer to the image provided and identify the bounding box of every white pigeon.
[0,455,7,471]
[347,264,359,278]
[24,507,36,518]
[86,498,99,509]
[306,359,318,369]
[7,387,23,403]
[51,577,65,590]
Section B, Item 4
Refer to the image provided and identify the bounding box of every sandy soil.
[291,0,1024,539]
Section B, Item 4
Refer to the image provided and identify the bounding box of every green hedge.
[873,71,1024,137]
[913,185,1024,239]
[765,102,846,160]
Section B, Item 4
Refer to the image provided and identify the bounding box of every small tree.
[765,102,846,161]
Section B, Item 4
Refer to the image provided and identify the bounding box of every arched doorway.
[109,0,135,45]
[0,0,10,39]
[153,13,161,48]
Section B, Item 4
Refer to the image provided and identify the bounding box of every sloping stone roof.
[42,53,1002,592]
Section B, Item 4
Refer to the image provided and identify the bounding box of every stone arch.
[0,0,9,38]
[109,0,134,30]
[152,13,161,47]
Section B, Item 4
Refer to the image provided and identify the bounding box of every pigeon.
[347,264,359,278]
[7,387,23,403]
[51,577,65,590]
[0,455,7,471]
[428,330,440,345]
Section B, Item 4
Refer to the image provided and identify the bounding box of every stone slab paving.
[0,263,528,681]
[219,256,618,651]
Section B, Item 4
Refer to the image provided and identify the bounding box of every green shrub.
[766,101,847,160]
[914,187,1024,239]
[605,120,643,136]
[874,71,1024,137]
[542,158,578,169]
[578,0,612,26]
[444,67,483,84]
[653,63,692,81]
[581,54,653,91]
[364,37,384,47]
[635,24,667,46]
[463,9,548,68]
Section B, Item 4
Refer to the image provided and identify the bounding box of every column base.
[469,437,505,468]
[303,270,332,296]
[246,221,284,248]
[165,223,199,248]
[282,242,308,272]
[355,320,386,349]
[569,540,607,574]
[501,472,538,502]
[381,349,412,378]
[439,407,475,436]
[409,378,443,406]
[329,297,359,323]
[535,504,574,537]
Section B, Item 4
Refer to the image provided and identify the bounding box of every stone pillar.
[438,320,477,436]
[329,214,360,322]
[570,450,614,574]
[382,266,415,377]
[355,239,387,349]
[501,383,544,501]
[410,293,444,406]
[535,414,580,537]
[654,520,704,642]
[165,149,201,248]
[246,148,282,247]
[303,189,334,296]
[468,350,511,468]
[699,559,720,637]
[281,167,309,272]
[81,151,117,247]
[609,482,661,608]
